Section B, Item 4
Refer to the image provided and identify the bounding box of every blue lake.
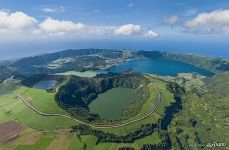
[33,80,57,89]
[110,59,214,77]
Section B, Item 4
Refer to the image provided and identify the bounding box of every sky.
[0,0,229,60]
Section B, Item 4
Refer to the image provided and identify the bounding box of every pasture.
[0,83,78,130]
[0,75,172,149]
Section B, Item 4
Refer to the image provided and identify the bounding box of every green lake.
[89,87,138,120]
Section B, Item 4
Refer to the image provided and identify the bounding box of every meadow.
[0,82,78,130]
[0,75,173,150]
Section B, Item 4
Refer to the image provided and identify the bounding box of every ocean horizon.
[1,36,229,60]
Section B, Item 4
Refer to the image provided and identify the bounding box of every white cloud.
[38,21,158,38]
[114,24,158,38]
[38,18,85,34]
[185,9,229,34]
[114,24,141,35]
[163,16,179,25]
[41,6,65,13]
[0,10,158,39]
[0,10,37,30]
[37,18,114,36]
[144,30,158,38]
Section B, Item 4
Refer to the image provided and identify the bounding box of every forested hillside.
[0,49,132,82]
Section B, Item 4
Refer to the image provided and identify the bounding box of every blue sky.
[0,0,229,59]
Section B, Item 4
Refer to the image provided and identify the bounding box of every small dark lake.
[33,80,57,89]
[110,59,214,77]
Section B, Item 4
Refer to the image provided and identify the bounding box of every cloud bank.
[0,11,37,30]
[0,10,158,39]
[185,9,229,34]
[114,24,158,38]
[38,18,85,35]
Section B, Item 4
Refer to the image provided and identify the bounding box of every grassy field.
[21,87,67,114]
[0,82,78,130]
[15,133,54,150]
[67,132,161,150]
[1,128,161,150]
[168,91,229,149]
[0,75,172,149]
[68,134,83,150]
[167,73,229,149]
[135,132,161,147]
[149,78,174,115]
[1,129,71,150]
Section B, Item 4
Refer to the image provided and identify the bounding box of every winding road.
[16,88,161,129]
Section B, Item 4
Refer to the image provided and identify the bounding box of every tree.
[83,143,87,150]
